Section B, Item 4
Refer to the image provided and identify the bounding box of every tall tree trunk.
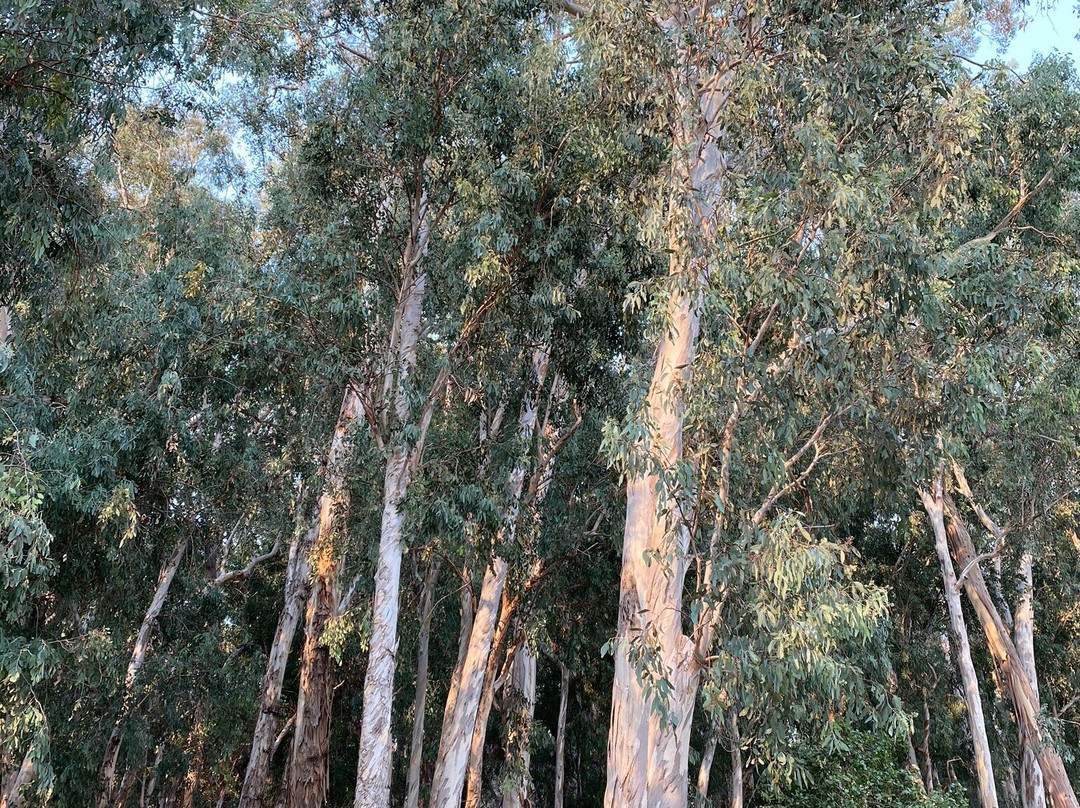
[238,524,318,808]
[921,694,935,794]
[1,751,35,808]
[354,172,433,806]
[943,496,1078,808]
[430,348,549,808]
[99,538,188,808]
[695,731,717,808]
[921,486,999,808]
[501,644,538,808]
[554,663,570,808]
[728,711,743,808]
[405,559,441,808]
[283,387,361,808]
[1016,547,1047,808]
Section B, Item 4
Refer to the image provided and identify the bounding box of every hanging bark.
[238,523,318,808]
[99,537,189,808]
[554,663,570,808]
[429,348,550,808]
[404,558,442,808]
[920,484,999,808]
[942,495,1079,808]
[501,644,538,808]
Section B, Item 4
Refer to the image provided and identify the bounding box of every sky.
[972,0,1080,69]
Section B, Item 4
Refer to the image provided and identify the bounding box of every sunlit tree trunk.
[429,349,549,808]
[354,173,433,807]
[920,485,999,808]
[99,538,188,808]
[943,497,1078,808]
[238,524,317,808]
[501,644,537,808]
[404,559,441,808]
[1016,547,1047,808]
[554,663,570,808]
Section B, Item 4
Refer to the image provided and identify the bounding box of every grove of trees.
[3,1,1080,807]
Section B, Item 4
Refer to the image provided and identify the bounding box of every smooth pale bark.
[354,179,432,805]
[695,731,717,808]
[943,499,1079,808]
[728,711,743,808]
[99,538,188,808]
[1016,548,1047,808]
[501,644,538,808]
[1,751,35,808]
[920,488,999,808]
[554,664,570,808]
[238,525,318,808]
[464,631,520,808]
[404,559,441,808]
[283,387,361,808]
[430,349,549,808]
[604,9,731,804]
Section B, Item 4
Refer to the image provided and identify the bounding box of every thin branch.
[212,538,282,587]
[954,167,1055,253]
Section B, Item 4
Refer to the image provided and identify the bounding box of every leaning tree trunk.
[501,644,538,808]
[554,663,570,808]
[695,727,717,808]
[1016,546,1047,808]
[921,487,999,808]
[99,537,188,808]
[429,348,549,808]
[353,176,433,808]
[943,497,1079,808]
[238,523,319,808]
[404,559,441,808]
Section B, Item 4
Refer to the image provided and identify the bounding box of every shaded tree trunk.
[501,644,537,808]
[99,538,188,808]
[695,730,717,808]
[728,711,743,808]
[238,524,318,808]
[405,559,441,808]
[1,751,35,808]
[554,663,570,808]
[1016,548,1047,808]
[943,496,1078,808]
[921,486,999,808]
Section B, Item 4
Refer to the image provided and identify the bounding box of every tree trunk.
[920,487,999,808]
[554,664,570,808]
[1,751,35,808]
[728,711,743,808]
[1016,548,1047,808]
[943,497,1079,808]
[695,731,716,808]
[501,644,537,808]
[238,525,318,808]
[430,349,549,808]
[99,538,188,808]
[405,559,441,808]
[921,693,935,793]
[353,198,431,807]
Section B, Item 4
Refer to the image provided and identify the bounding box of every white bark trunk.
[554,663,570,808]
[1016,548,1047,808]
[405,559,441,808]
[921,487,999,808]
[99,538,188,808]
[430,349,549,808]
[238,524,317,808]
[353,165,433,807]
[501,645,538,808]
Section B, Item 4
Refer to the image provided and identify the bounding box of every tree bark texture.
[99,538,188,808]
[1016,548,1047,808]
[1,751,35,808]
[238,524,318,808]
[405,559,441,808]
[501,644,537,808]
[943,497,1079,808]
[921,487,999,808]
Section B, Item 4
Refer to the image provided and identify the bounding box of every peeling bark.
[99,538,188,808]
[921,486,999,808]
